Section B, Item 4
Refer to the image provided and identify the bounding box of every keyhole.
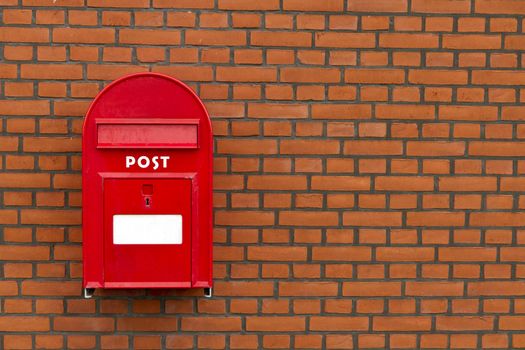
[145,197,151,207]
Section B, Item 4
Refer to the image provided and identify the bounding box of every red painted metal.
[82,73,213,293]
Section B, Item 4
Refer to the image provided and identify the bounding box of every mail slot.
[82,73,213,298]
[97,119,199,148]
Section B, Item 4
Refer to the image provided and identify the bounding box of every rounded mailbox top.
[83,72,211,129]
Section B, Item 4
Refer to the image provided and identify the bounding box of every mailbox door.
[103,177,192,286]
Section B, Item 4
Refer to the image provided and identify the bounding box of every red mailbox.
[82,73,212,298]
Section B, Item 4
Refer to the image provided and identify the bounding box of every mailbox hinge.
[83,288,95,299]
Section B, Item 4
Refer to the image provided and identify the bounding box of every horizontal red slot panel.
[96,119,198,149]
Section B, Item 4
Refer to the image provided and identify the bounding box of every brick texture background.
[2,0,525,349]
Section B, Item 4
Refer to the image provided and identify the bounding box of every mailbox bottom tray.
[103,282,192,288]
[83,285,212,298]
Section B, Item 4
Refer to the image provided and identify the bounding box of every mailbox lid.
[103,177,192,287]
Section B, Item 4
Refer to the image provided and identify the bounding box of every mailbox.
[82,73,213,298]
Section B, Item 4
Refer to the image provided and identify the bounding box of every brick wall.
[1,0,525,348]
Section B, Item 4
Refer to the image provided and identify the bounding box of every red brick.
[181,317,241,331]
[21,209,81,225]
[0,173,49,188]
[472,70,525,85]
[118,317,178,331]
[439,105,498,121]
[100,335,129,349]
[217,67,276,82]
[407,212,465,226]
[310,317,368,331]
[439,177,497,191]
[88,0,149,7]
[22,281,80,296]
[0,64,17,82]
[217,140,277,154]
[470,141,525,156]
[316,32,375,48]
[409,69,468,85]
[0,27,49,43]
[436,316,494,330]
[412,0,470,13]
[251,103,308,118]
[24,137,81,152]
[284,141,338,156]
[248,247,307,261]
[311,176,370,191]
[406,282,464,296]
[312,104,371,119]
[380,33,439,48]
[102,11,131,26]
[376,247,434,262]
[325,335,354,349]
[439,247,497,261]
[279,211,339,226]
[476,0,525,14]
[500,316,525,330]
[282,67,341,83]
[252,31,311,47]
[154,66,214,82]
[248,175,307,190]
[505,36,525,50]
[186,30,246,46]
[444,34,501,49]
[376,104,434,120]
[343,282,402,296]
[0,100,49,116]
[279,282,338,296]
[344,140,403,155]
[234,49,263,65]
[53,28,114,44]
[470,212,525,227]
[469,282,525,296]
[67,10,95,25]
[3,9,32,24]
[0,246,49,260]
[501,247,525,262]
[153,0,212,7]
[3,335,32,349]
[218,0,279,10]
[491,18,517,31]
[503,106,525,120]
[284,0,343,11]
[54,317,114,332]
[348,0,407,12]
[247,317,305,331]
[0,281,19,296]
[312,247,371,261]
[215,211,274,226]
[215,282,274,297]
[346,68,405,84]
[374,316,431,331]
[375,176,434,191]
[119,29,180,45]
[0,316,50,331]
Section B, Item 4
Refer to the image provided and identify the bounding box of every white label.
[113,215,182,245]
[125,155,170,170]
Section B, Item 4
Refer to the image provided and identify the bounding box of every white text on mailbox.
[125,155,170,170]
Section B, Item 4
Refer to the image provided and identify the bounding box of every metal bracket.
[204,287,212,298]
[83,288,95,299]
